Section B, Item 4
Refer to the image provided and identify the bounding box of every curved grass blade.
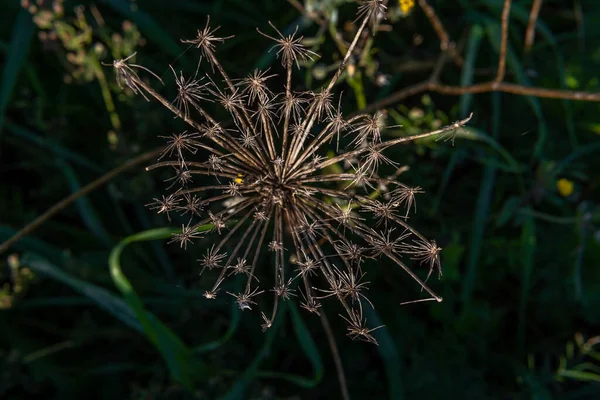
[222,302,287,400]
[219,301,327,395]
[132,204,174,281]
[22,254,142,332]
[193,296,241,354]
[109,226,213,389]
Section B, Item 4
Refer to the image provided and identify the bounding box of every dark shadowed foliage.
[1,0,599,399]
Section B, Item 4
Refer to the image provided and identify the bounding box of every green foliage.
[1,0,599,398]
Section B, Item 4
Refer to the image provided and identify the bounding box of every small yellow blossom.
[399,0,415,14]
[557,178,574,197]
[234,173,245,185]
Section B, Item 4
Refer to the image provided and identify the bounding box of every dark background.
[1,0,599,399]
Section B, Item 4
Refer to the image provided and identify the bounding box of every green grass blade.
[132,204,175,281]
[434,24,483,212]
[363,305,404,400]
[0,7,34,131]
[557,370,600,383]
[483,20,548,161]
[0,225,66,264]
[459,24,484,116]
[22,254,142,332]
[109,227,213,389]
[235,305,324,388]
[455,127,522,174]
[288,301,324,386]
[461,92,501,306]
[222,303,286,400]
[56,160,112,246]
[552,142,600,178]
[506,2,578,149]
[517,213,535,353]
[193,299,241,354]
[5,122,103,173]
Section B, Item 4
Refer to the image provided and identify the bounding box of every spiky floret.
[110,0,472,345]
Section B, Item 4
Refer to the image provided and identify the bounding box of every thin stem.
[524,0,543,54]
[319,311,351,400]
[0,148,162,255]
[495,0,512,84]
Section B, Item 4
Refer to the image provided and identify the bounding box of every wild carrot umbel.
[110,0,471,344]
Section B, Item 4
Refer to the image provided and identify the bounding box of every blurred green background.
[1,0,599,398]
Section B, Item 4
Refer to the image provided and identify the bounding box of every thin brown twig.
[495,0,511,83]
[319,311,351,400]
[362,0,600,114]
[418,0,463,66]
[287,0,326,26]
[524,0,543,54]
[364,79,600,114]
[0,147,162,256]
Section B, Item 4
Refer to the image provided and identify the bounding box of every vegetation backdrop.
[1,0,599,399]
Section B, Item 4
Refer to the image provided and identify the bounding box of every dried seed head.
[257,22,319,69]
[169,223,204,249]
[238,68,276,104]
[181,16,234,61]
[116,0,473,341]
[147,194,179,221]
[199,245,227,272]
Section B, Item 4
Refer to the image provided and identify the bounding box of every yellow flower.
[399,0,415,14]
[557,178,574,197]
[234,173,245,184]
